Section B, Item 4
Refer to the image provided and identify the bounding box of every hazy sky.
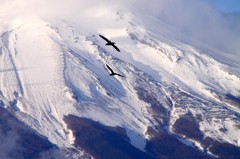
[210,0,240,13]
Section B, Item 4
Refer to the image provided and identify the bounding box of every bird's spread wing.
[112,44,120,52]
[116,73,125,77]
[99,34,111,43]
[106,64,114,74]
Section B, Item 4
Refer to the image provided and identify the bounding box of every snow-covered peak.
[1,1,240,158]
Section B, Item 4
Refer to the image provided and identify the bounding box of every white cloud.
[131,0,240,62]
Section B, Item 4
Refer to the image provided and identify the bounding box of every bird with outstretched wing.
[99,34,120,52]
[106,64,124,77]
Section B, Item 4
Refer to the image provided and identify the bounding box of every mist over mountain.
[1,0,239,63]
[0,0,240,159]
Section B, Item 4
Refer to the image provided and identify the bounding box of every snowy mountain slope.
[126,21,240,100]
[0,18,76,149]
[0,3,240,159]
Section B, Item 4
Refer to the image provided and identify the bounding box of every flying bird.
[106,64,124,77]
[99,34,120,52]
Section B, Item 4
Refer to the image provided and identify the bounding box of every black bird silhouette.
[99,34,120,52]
[106,64,124,77]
